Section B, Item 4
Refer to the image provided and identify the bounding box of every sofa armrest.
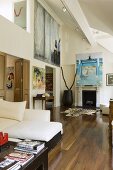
[23,109,50,122]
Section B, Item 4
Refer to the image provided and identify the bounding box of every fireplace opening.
[82,90,96,108]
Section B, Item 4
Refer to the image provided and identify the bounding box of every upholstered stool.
[100,104,109,115]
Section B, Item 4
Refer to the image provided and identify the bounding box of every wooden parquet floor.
[48,107,112,170]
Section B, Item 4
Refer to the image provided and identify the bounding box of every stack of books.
[0,158,20,170]
[14,140,45,154]
[5,151,34,167]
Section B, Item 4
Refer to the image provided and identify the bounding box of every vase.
[62,90,73,106]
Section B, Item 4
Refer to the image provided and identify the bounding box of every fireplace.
[82,90,96,108]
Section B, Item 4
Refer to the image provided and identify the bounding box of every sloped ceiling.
[78,0,113,53]
[44,0,81,28]
[45,0,113,53]
[78,0,113,36]
[44,0,95,45]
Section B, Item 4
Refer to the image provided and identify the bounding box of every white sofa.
[0,100,63,150]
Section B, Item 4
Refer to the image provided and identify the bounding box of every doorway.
[0,53,30,108]
[45,66,54,109]
[14,59,30,108]
[45,66,53,95]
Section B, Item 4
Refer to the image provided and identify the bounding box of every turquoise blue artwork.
[76,57,103,86]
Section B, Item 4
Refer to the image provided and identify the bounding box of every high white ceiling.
[44,0,113,52]
[44,0,95,45]
[78,0,113,35]
[44,0,113,35]
[44,0,80,29]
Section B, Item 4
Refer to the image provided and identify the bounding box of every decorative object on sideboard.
[0,132,8,146]
[0,132,9,152]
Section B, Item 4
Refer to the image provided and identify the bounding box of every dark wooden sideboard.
[109,100,113,145]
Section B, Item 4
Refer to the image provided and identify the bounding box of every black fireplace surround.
[82,90,96,108]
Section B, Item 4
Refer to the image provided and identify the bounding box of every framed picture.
[106,73,113,86]
[32,66,45,90]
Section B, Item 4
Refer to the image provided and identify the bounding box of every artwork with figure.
[32,66,45,90]
[34,0,60,66]
[6,67,14,89]
[76,53,103,86]
[82,66,96,76]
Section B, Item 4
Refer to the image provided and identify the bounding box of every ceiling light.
[75,27,79,31]
[62,7,66,12]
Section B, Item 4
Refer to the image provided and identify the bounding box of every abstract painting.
[34,0,60,66]
[32,66,45,90]
[76,53,103,86]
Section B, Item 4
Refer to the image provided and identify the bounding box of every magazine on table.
[7,162,21,170]
[17,139,45,150]
[14,144,45,154]
[0,158,21,170]
[5,151,34,166]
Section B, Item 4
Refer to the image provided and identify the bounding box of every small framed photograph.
[106,73,113,86]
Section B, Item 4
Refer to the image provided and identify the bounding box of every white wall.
[0,0,14,21]
[0,15,32,60]
[0,0,61,108]
[61,25,113,106]
[28,0,61,108]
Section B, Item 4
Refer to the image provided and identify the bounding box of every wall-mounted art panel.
[14,1,26,30]
[34,1,60,66]
[76,53,103,86]
[32,66,45,90]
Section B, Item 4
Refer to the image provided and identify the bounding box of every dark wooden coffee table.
[0,142,48,170]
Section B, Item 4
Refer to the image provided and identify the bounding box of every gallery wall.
[0,15,32,60]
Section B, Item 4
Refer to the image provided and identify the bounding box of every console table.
[33,96,54,109]
[109,100,113,143]
[0,143,48,170]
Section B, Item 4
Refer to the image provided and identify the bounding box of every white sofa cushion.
[4,121,63,142]
[0,118,18,131]
[24,109,50,122]
[0,100,26,121]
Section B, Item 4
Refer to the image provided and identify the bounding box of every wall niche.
[45,66,53,94]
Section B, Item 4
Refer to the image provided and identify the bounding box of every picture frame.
[106,73,113,86]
